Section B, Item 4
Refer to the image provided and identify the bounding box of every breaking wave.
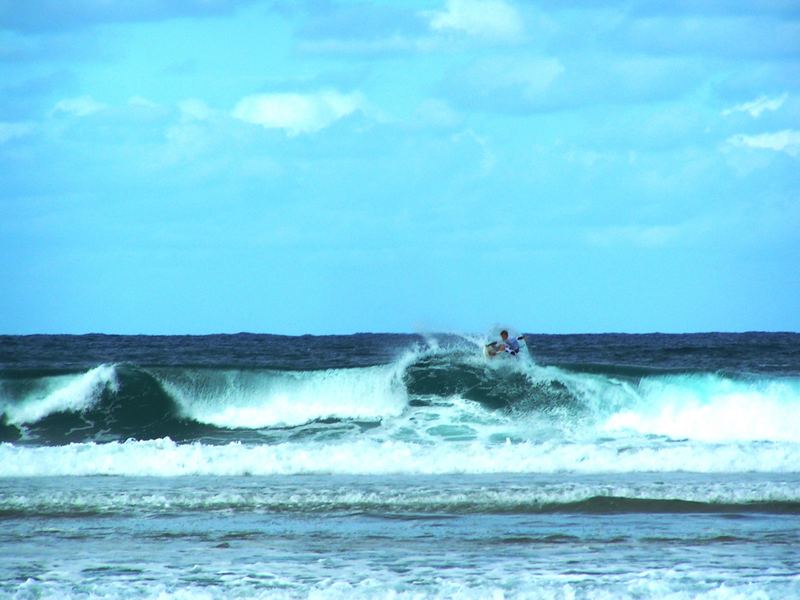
[2,342,799,476]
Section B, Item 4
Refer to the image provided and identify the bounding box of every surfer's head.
[500,330,509,340]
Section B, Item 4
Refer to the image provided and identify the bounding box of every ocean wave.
[603,374,800,442]
[156,361,410,429]
[0,364,118,424]
[0,364,209,443]
[8,568,800,600]
[1,345,800,446]
[2,436,799,477]
[2,475,798,516]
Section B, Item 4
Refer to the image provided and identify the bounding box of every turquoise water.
[1,333,799,598]
[3,474,799,599]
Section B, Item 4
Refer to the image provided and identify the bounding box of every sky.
[1,0,799,335]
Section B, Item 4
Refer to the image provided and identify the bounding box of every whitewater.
[1,332,799,599]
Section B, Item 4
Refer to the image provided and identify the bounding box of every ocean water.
[1,332,799,599]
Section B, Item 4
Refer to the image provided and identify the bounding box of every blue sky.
[1,0,798,334]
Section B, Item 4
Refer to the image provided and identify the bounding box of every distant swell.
[2,492,797,518]
[549,496,800,515]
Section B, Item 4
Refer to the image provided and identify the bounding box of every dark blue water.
[1,332,799,598]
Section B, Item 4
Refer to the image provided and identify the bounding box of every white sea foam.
[0,364,118,425]
[6,565,800,600]
[2,436,798,477]
[158,361,412,429]
[604,375,800,442]
[2,476,797,514]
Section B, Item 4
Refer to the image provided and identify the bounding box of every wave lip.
[1,365,118,426]
[157,363,409,429]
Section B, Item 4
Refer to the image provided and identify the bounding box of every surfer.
[485,330,524,358]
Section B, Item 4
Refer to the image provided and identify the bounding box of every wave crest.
[2,345,800,448]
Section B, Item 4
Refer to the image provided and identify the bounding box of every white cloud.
[51,95,107,117]
[232,91,366,136]
[0,121,34,144]
[427,0,524,42]
[726,129,800,157]
[179,98,214,122]
[722,93,789,118]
